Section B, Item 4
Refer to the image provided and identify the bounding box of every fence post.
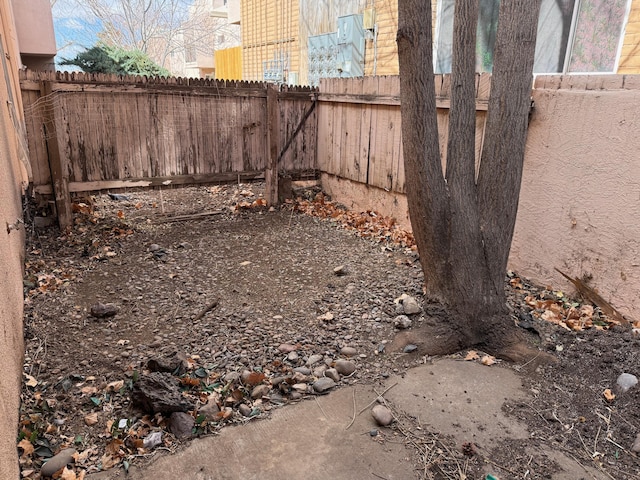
[40,80,72,230]
[265,83,279,206]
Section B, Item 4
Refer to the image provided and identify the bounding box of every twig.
[314,396,328,419]
[155,210,224,224]
[346,387,357,430]
[345,382,398,430]
[192,298,219,322]
[484,458,518,475]
[515,352,541,371]
[371,473,388,480]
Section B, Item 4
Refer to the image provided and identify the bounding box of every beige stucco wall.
[10,0,56,57]
[320,75,640,320]
[1,0,28,478]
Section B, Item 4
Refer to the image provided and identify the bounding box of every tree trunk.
[396,0,544,362]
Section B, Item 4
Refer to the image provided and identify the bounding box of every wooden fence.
[317,74,491,193]
[20,70,317,227]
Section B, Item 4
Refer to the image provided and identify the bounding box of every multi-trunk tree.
[395,0,546,362]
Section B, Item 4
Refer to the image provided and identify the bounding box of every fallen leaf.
[244,372,266,386]
[17,438,34,458]
[60,466,77,480]
[80,386,97,396]
[464,350,479,361]
[481,355,496,366]
[106,380,124,392]
[24,373,38,388]
[84,412,99,426]
[116,210,125,219]
[603,389,616,402]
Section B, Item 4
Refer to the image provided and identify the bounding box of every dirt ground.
[18,183,640,479]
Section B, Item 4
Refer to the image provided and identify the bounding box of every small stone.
[333,265,347,276]
[632,433,640,453]
[403,344,418,353]
[289,391,303,400]
[239,404,252,417]
[224,372,240,383]
[199,401,221,422]
[393,315,412,329]
[251,384,270,399]
[293,367,311,376]
[324,368,340,382]
[306,354,323,366]
[313,377,336,394]
[131,372,195,414]
[292,383,309,392]
[369,429,379,437]
[340,346,357,357]
[617,373,638,393]
[40,448,77,478]
[143,431,163,449]
[313,365,328,378]
[287,351,299,362]
[89,303,118,318]
[149,244,161,252]
[147,351,190,375]
[278,343,297,353]
[335,359,356,376]
[169,412,195,439]
[402,296,422,315]
[371,405,394,426]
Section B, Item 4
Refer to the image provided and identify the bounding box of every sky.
[52,1,102,65]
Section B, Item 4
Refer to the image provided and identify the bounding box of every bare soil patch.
[18,183,640,479]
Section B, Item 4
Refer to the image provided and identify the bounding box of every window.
[434,0,632,74]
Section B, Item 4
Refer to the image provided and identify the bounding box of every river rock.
[306,354,324,366]
[278,343,297,353]
[251,384,270,399]
[131,372,195,414]
[324,368,340,382]
[313,377,336,393]
[340,346,357,357]
[169,412,195,439]
[147,350,189,375]
[402,296,422,315]
[239,404,252,417]
[199,401,221,422]
[632,433,640,453]
[393,315,412,329]
[40,448,77,478]
[371,405,394,426]
[89,302,118,318]
[617,373,638,393]
[335,359,356,376]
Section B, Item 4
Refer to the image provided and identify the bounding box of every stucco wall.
[1,0,28,478]
[320,74,640,320]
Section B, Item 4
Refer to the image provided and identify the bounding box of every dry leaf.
[99,453,120,470]
[116,210,125,219]
[603,389,616,402]
[17,438,34,458]
[244,372,266,386]
[60,467,77,480]
[481,355,496,366]
[24,373,38,388]
[464,350,479,361]
[84,412,99,426]
[80,386,97,396]
[106,380,124,392]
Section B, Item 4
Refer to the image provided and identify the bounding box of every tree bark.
[397,0,544,361]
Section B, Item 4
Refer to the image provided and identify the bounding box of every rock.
[147,351,189,375]
[313,365,328,377]
[292,383,309,392]
[108,193,130,201]
[239,404,252,417]
[131,372,195,414]
[143,431,163,449]
[371,405,394,426]
[293,366,311,376]
[199,401,221,422]
[278,343,297,353]
[335,359,356,376]
[333,265,347,276]
[340,346,357,357]
[403,344,418,353]
[393,315,412,329]
[632,433,640,453]
[169,412,195,439]
[324,368,340,382]
[251,384,270,399]
[89,302,118,318]
[224,371,240,383]
[306,354,324,366]
[149,244,162,252]
[287,351,299,362]
[617,373,638,393]
[40,448,77,478]
[313,377,336,394]
[402,296,422,315]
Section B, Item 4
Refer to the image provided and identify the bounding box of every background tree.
[60,45,170,76]
[395,0,545,362]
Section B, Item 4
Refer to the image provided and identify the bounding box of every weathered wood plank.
[265,84,279,205]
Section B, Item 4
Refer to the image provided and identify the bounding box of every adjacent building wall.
[618,0,640,72]
[0,0,29,478]
[10,0,56,70]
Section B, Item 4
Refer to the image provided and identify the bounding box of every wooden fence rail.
[20,70,318,227]
[317,74,491,194]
